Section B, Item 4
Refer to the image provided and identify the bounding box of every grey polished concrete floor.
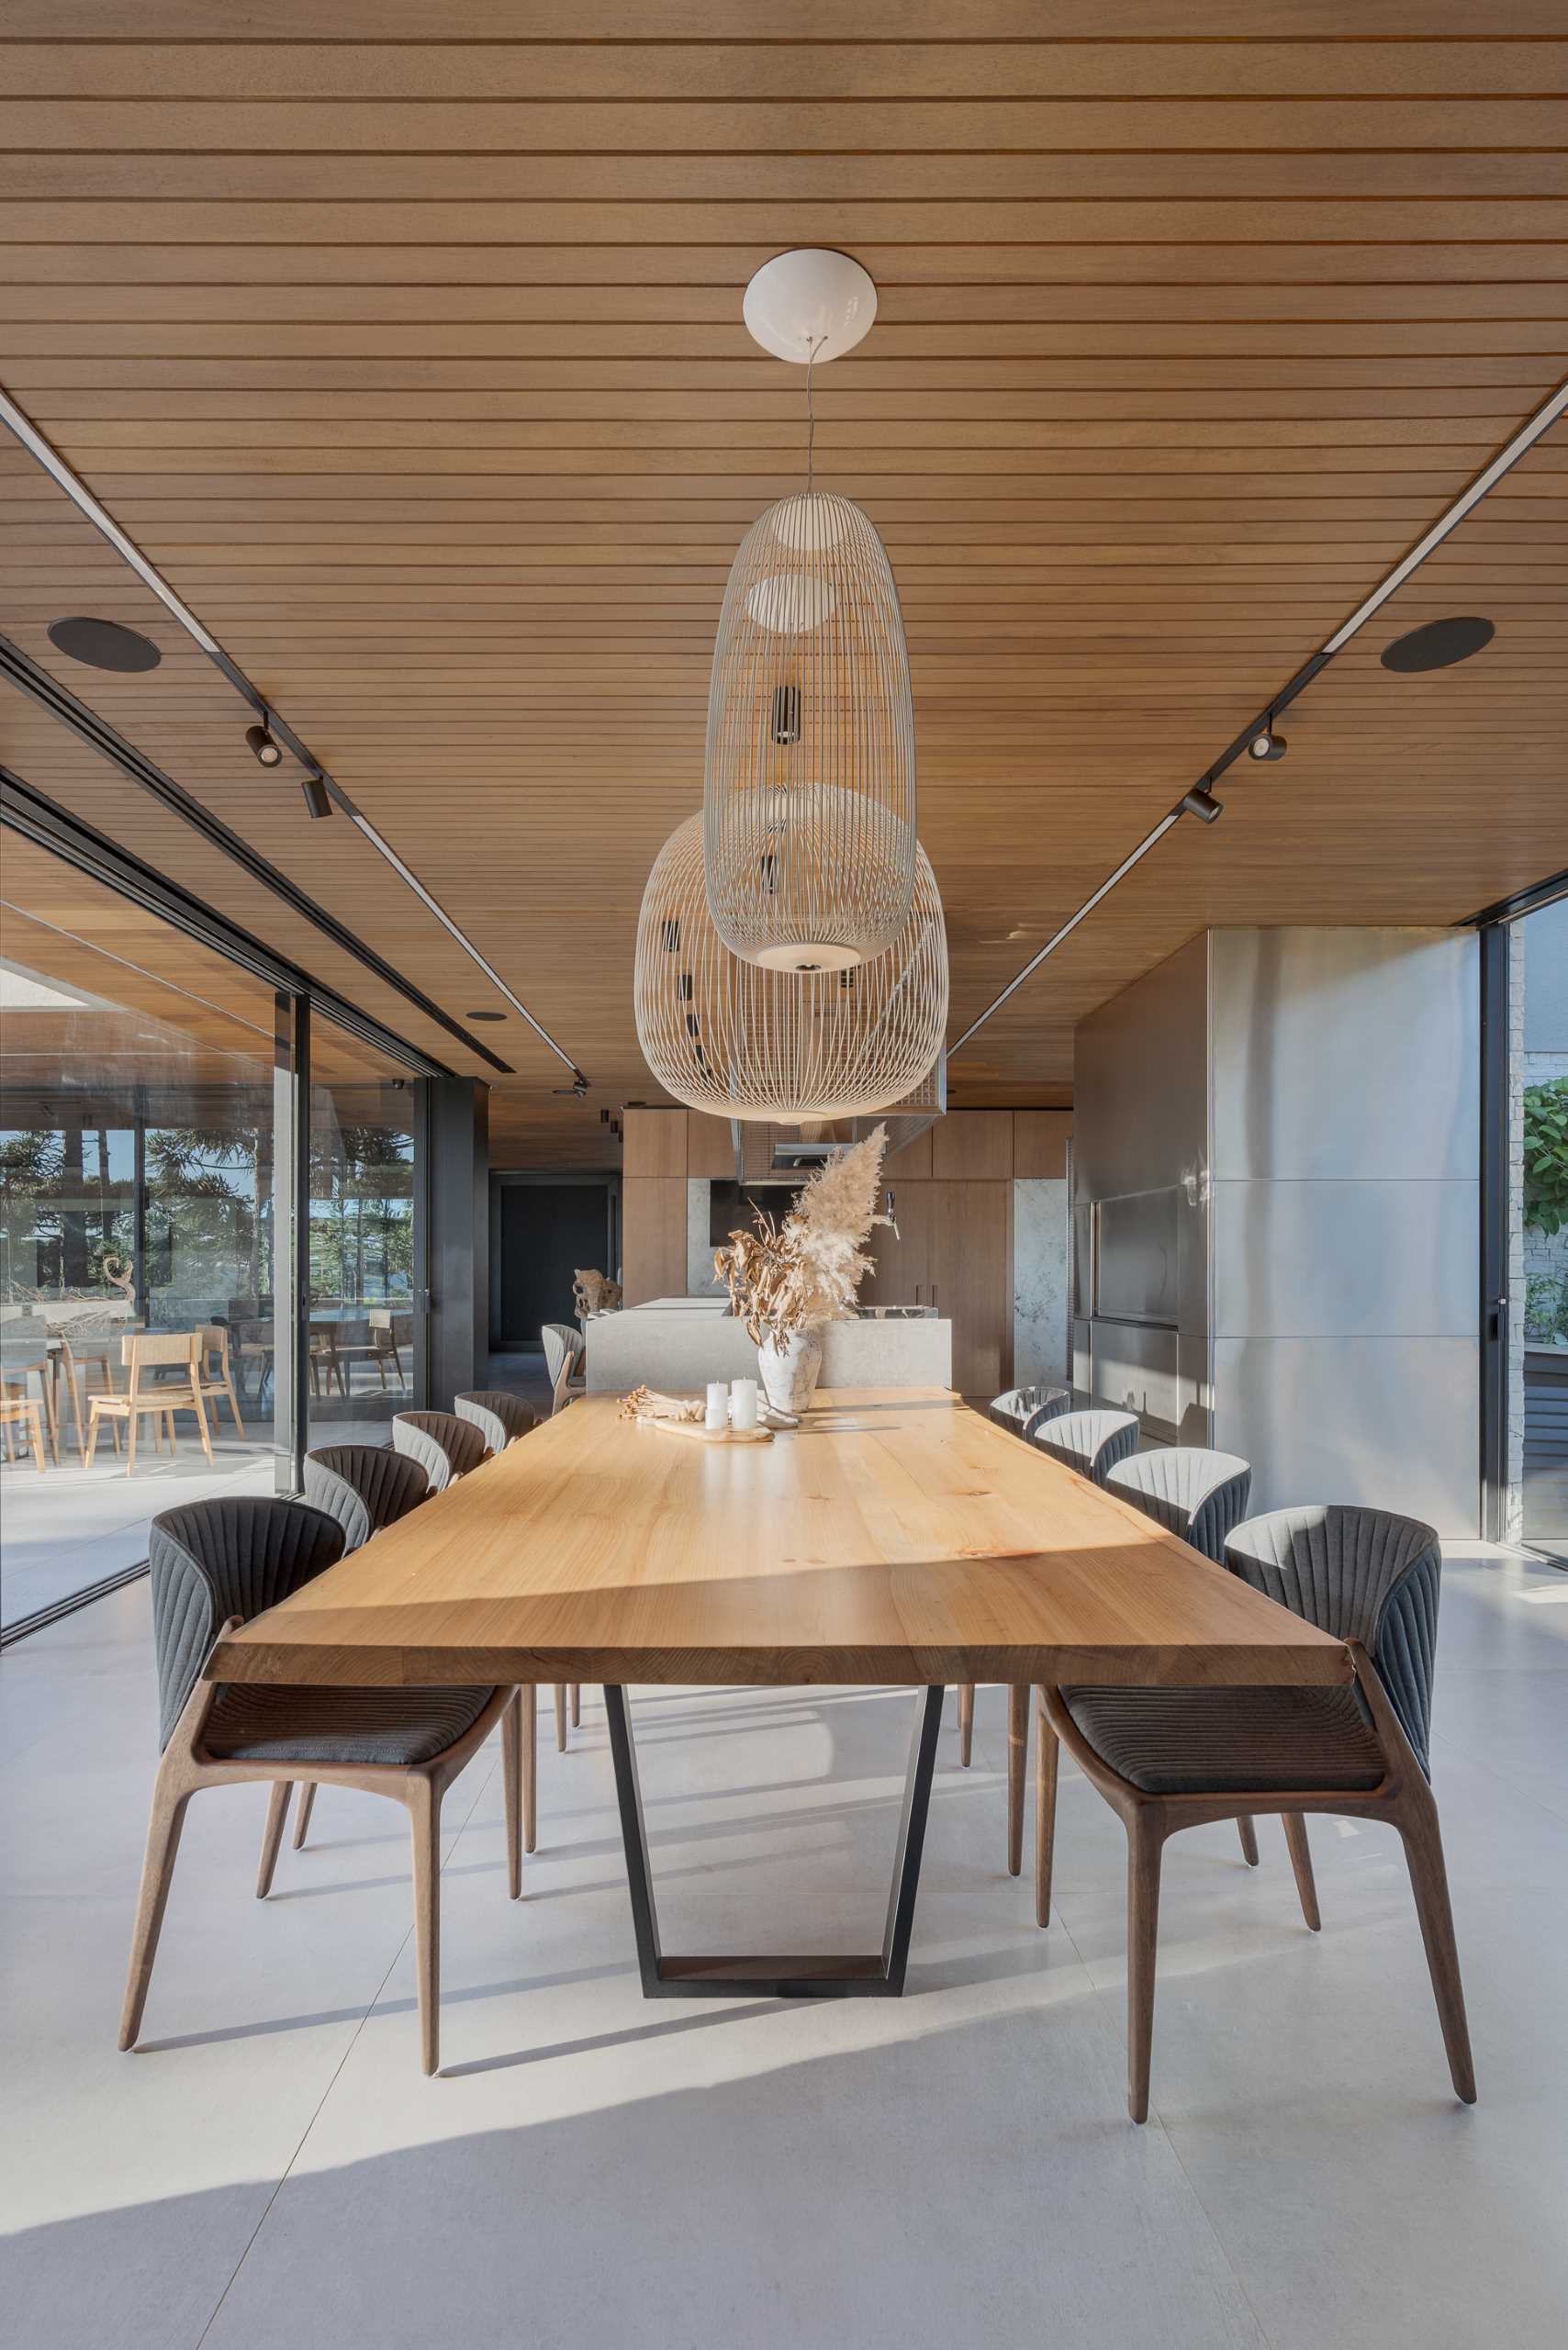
[2,1545,1566,2350]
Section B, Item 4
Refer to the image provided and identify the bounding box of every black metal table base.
[603,1684,945,1999]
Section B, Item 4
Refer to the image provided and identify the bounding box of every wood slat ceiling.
[1,6,1564,1164]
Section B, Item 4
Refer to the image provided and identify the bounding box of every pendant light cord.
[803,336,824,496]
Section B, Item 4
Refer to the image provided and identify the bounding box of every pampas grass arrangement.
[715,1125,890,1346]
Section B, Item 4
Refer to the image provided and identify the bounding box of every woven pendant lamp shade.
[702,490,916,972]
[634,812,946,1123]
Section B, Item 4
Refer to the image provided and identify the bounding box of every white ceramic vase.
[756,1326,823,1418]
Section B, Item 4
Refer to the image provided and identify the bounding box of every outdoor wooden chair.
[86,1331,213,1474]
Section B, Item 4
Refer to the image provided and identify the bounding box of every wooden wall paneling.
[867,1181,935,1313]
[882,1125,934,1181]
[622,1107,687,1181]
[687,1113,734,1180]
[930,1181,1012,1399]
[620,1178,686,1305]
[1014,1112,1073,1181]
[933,1111,1015,1182]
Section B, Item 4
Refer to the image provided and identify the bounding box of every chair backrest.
[1224,1505,1441,1772]
[149,1496,345,1748]
[303,1443,431,1550]
[198,1322,230,1369]
[393,1408,487,1492]
[542,1322,585,1411]
[123,1329,201,1371]
[455,1390,538,1453]
[1033,1408,1140,1487]
[989,1385,1070,1442]
[1106,1448,1252,1564]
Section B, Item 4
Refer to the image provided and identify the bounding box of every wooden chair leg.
[1238,1815,1260,1867]
[407,1777,443,2076]
[1398,1792,1477,2103]
[64,1367,86,1461]
[292,1782,318,1851]
[255,1781,294,1898]
[126,1408,139,1476]
[28,1402,48,1472]
[189,1378,215,1465]
[1034,1687,1058,1928]
[570,1683,581,1729]
[1126,1807,1166,2124]
[223,1370,247,1441]
[554,1683,567,1752]
[1282,1812,1320,1930]
[1006,1682,1028,1876]
[521,1684,538,1853]
[958,1681,974,1767]
[502,1693,522,1899]
[118,1771,194,2050]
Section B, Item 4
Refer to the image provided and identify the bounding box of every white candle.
[705,1381,730,1431]
[729,1377,759,1432]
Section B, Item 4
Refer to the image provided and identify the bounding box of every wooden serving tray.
[652,1416,774,1446]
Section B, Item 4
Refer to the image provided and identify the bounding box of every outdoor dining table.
[211,1388,1350,2002]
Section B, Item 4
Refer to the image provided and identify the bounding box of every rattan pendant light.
[634,811,947,1123]
[703,251,916,973]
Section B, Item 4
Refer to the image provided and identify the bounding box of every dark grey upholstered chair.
[455,1389,539,1453]
[987,1385,1071,1445]
[1103,1448,1259,1867]
[304,1444,431,1553]
[121,1496,522,2076]
[454,1389,577,1752]
[1034,1503,1473,2122]
[291,1445,437,1852]
[1033,1408,1140,1487]
[1106,1449,1253,1565]
[392,1408,488,1491]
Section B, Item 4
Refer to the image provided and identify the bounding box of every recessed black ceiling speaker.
[47,615,161,673]
[466,1010,506,1023]
[1381,614,1495,673]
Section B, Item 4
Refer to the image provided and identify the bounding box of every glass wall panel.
[1,837,281,1628]
[306,1024,423,1431]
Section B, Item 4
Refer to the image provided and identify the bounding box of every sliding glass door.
[0,833,431,1633]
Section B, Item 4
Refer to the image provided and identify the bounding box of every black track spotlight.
[1247,725,1286,764]
[246,721,283,768]
[299,773,333,820]
[1182,786,1225,824]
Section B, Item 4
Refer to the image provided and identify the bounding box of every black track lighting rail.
[0,637,512,1077]
[0,384,590,1093]
[0,765,460,1082]
[949,378,1568,1061]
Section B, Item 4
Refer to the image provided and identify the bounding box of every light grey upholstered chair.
[454,1390,577,1750]
[455,1389,539,1452]
[1105,1448,1253,1565]
[291,1445,436,1853]
[541,1322,586,1416]
[120,1497,523,2076]
[1034,1503,1473,2122]
[392,1408,488,1491]
[1032,1408,1140,1487]
[987,1385,1071,1445]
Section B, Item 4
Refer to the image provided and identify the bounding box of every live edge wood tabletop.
[208,1390,1349,1695]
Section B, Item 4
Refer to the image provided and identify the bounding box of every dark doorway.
[495,1180,613,1343]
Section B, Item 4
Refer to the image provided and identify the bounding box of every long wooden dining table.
[212,1388,1350,2002]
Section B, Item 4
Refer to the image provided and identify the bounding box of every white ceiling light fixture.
[634,812,947,1123]
[703,252,916,975]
